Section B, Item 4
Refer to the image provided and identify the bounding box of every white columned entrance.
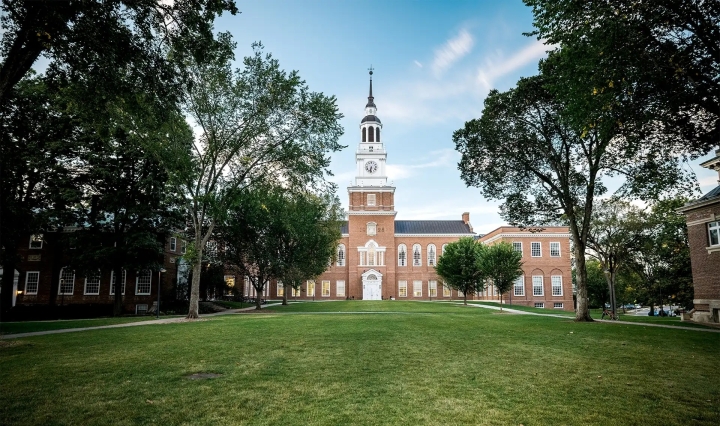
[361,269,383,300]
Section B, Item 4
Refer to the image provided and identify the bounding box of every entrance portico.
[361,269,383,300]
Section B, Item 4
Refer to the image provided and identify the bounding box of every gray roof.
[698,184,720,202]
[395,220,473,235]
[361,115,381,124]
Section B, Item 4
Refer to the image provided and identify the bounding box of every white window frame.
[110,270,127,295]
[554,302,564,309]
[534,302,545,309]
[442,244,448,256]
[307,280,315,297]
[25,271,40,295]
[135,270,152,295]
[428,280,437,297]
[398,244,407,266]
[412,244,422,266]
[336,280,345,297]
[551,275,563,296]
[427,244,436,266]
[367,194,376,206]
[549,242,561,257]
[322,280,330,297]
[170,237,177,252]
[532,275,544,296]
[337,244,345,266]
[514,276,525,296]
[398,280,408,298]
[29,234,43,249]
[84,269,101,295]
[58,268,75,295]
[292,286,301,297]
[443,284,451,297]
[709,221,720,247]
[512,242,522,256]
[277,281,284,297]
[181,241,187,254]
[413,280,422,297]
[531,242,542,257]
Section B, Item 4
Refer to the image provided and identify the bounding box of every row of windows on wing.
[512,241,562,257]
[235,278,346,298]
[396,279,564,301]
[362,126,380,142]
[334,243,447,267]
[27,234,189,253]
[22,269,154,296]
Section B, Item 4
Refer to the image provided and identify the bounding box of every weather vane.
[368,65,374,77]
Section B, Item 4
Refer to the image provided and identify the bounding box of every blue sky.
[218,1,717,232]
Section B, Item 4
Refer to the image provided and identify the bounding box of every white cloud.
[414,60,423,68]
[432,29,474,76]
[386,149,458,181]
[476,39,549,90]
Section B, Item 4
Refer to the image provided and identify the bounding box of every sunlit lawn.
[2,301,719,425]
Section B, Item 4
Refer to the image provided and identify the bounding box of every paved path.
[3,302,719,339]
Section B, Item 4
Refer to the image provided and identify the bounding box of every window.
[442,244,447,256]
[550,242,560,257]
[25,271,40,295]
[337,280,345,297]
[59,268,75,295]
[512,242,522,256]
[322,280,330,297]
[429,280,437,297]
[376,127,380,142]
[554,302,564,309]
[551,276,563,296]
[709,221,720,246]
[399,280,408,297]
[427,244,436,266]
[224,275,236,295]
[397,244,407,266]
[367,194,376,206]
[367,222,376,236]
[532,276,544,296]
[413,244,421,266]
[362,127,367,142]
[514,276,525,296]
[337,244,345,266]
[534,302,545,309]
[110,270,127,295]
[413,280,422,297]
[292,286,301,297]
[29,234,43,249]
[181,240,187,254]
[277,281,284,297]
[136,270,152,295]
[368,125,375,142]
[443,284,451,297]
[531,242,541,257]
[84,270,101,295]
[168,237,176,252]
[307,280,315,297]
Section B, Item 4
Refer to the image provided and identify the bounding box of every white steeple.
[355,68,388,187]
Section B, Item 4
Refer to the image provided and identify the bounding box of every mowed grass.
[1,302,719,426]
[0,316,180,335]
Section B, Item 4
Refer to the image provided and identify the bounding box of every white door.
[362,274,382,300]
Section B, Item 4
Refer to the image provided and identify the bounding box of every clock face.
[365,161,378,174]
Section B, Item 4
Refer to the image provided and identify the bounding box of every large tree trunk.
[0,256,17,316]
[282,283,288,305]
[112,263,124,317]
[254,281,264,310]
[574,252,593,322]
[187,259,202,318]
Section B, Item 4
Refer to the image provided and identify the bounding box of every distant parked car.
[623,304,635,310]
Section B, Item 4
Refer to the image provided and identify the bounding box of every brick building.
[236,72,574,310]
[679,148,720,324]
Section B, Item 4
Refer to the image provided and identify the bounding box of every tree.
[524,0,720,152]
[586,198,644,318]
[479,242,523,311]
[169,40,344,318]
[585,259,609,309]
[219,186,342,310]
[0,0,238,105]
[454,71,698,322]
[435,237,486,305]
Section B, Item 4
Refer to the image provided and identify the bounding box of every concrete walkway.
[3,302,719,339]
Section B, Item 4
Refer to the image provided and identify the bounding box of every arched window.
[337,244,345,267]
[413,244,421,266]
[376,127,380,142]
[368,125,375,142]
[362,127,366,142]
[398,244,407,266]
[427,244,436,266]
[368,243,376,266]
[442,244,448,256]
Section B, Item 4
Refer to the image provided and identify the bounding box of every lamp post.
[157,268,166,319]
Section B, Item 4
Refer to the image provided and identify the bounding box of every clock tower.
[347,69,396,300]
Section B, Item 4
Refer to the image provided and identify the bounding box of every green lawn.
[2,301,719,425]
[0,316,179,335]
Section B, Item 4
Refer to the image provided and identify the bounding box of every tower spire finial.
[366,65,376,108]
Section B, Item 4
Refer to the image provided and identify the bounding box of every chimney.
[462,212,473,233]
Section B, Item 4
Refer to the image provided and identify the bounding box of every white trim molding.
[481,233,571,244]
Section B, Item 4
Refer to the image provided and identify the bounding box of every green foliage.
[479,242,523,309]
[585,259,609,308]
[435,237,486,304]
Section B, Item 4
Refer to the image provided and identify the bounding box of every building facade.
[237,73,574,310]
[679,148,720,324]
